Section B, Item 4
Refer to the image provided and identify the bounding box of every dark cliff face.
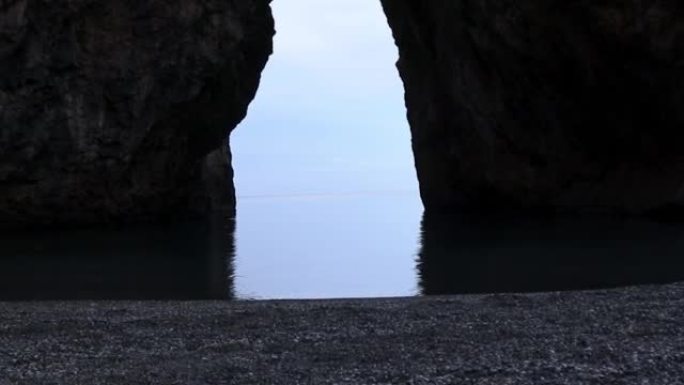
[6,1,684,228]
[382,0,684,215]
[0,0,273,227]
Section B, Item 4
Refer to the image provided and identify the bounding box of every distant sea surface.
[234,192,422,299]
[3,192,684,300]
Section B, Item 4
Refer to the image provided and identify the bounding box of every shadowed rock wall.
[0,0,273,227]
[7,0,684,228]
[382,0,684,216]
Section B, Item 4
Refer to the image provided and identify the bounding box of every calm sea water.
[3,192,684,300]
[234,193,422,299]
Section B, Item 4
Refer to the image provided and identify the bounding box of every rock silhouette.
[0,0,273,227]
[382,0,684,215]
[4,1,684,227]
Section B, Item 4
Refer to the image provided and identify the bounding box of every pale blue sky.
[231,0,417,197]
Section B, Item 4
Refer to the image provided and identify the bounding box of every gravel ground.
[1,283,683,384]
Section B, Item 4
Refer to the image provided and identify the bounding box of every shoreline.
[1,282,683,384]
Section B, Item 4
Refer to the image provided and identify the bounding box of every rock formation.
[6,0,684,228]
[382,1,684,216]
[0,0,273,227]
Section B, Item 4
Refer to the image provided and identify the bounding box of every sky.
[231,0,417,197]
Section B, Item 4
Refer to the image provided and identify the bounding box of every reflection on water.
[418,213,684,295]
[4,196,684,299]
[0,216,235,300]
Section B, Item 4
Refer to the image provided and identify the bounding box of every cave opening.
[229,0,423,299]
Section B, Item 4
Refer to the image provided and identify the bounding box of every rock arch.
[3,0,684,228]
